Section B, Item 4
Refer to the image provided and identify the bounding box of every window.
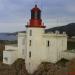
[29,51,31,58]
[30,30,32,36]
[29,40,31,46]
[22,49,24,55]
[4,57,8,61]
[47,40,50,47]
[35,11,38,19]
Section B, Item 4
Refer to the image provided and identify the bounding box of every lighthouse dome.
[26,5,46,28]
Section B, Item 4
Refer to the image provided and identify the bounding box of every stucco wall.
[3,50,17,64]
[5,44,17,50]
[18,33,27,59]
[25,28,46,73]
[25,28,67,73]
[3,44,18,64]
[43,33,67,63]
[62,50,75,60]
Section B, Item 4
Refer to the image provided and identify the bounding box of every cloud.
[65,4,75,13]
[0,22,25,32]
[0,0,75,32]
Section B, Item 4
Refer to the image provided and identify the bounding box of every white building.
[3,5,75,74]
[3,44,18,64]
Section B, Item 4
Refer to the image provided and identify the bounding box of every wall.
[5,45,17,50]
[25,27,47,73]
[3,50,17,64]
[25,28,67,73]
[18,33,27,59]
[62,50,75,60]
[3,45,18,64]
[43,33,67,63]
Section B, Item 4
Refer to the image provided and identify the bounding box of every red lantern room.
[26,5,46,28]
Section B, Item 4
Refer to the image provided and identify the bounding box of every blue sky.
[0,0,75,32]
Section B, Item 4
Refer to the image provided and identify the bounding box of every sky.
[0,0,75,32]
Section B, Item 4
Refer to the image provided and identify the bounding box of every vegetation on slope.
[0,59,29,75]
[33,59,69,75]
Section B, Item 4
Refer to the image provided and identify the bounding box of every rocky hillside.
[33,58,75,75]
[0,59,29,75]
[33,59,69,75]
[0,58,75,75]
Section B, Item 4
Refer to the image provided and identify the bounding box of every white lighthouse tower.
[25,5,46,73]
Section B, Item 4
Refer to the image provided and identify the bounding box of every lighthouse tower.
[25,5,46,73]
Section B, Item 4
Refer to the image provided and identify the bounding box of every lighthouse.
[25,5,67,74]
[25,5,46,73]
[3,4,67,74]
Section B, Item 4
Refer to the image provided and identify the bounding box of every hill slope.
[46,23,75,37]
[0,33,17,41]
